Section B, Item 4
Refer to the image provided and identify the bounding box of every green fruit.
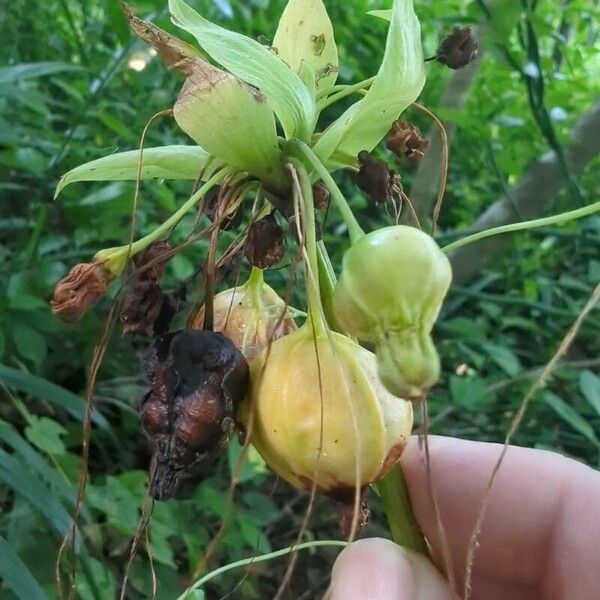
[333,225,451,399]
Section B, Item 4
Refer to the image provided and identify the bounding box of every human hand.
[327,436,600,599]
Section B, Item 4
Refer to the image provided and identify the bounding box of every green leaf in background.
[168,0,316,140]
[0,62,82,84]
[450,375,491,411]
[0,535,47,600]
[25,416,67,455]
[273,0,338,91]
[544,391,600,447]
[0,449,74,536]
[55,146,211,199]
[0,365,110,429]
[314,0,425,164]
[580,370,600,417]
[482,342,521,376]
[11,322,47,366]
[228,437,267,484]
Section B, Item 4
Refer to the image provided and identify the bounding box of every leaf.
[0,62,82,84]
[0,364,110,429]
[482,343,521,376]
[168,0,316,140]
[367,9,392,21]
[0,449,73,535]
[272,0,338,91]
[12,322,47,366]
[228,437,267,484]
[314,0,425,164]
[123,3,202,75]
[545,392,600,447]
[55,146,211,199]
[0,536,47,600]
[174,59,285,186]
[580,371,600,417]
[25,416,67,455]
[450,375,492,411]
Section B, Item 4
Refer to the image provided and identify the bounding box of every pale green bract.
[54,146,211,199]
[168,0,316,141]
[173,60,285,188]
[314,0,425,165]
[272,0,339,92]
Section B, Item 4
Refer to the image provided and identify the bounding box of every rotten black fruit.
[140,329,249,500]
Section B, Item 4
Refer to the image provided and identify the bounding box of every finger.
[328,537,453,600]
[401,436,600,597]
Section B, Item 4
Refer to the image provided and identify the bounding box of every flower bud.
[241,326,413,493]
[189,272,296,360]
[386,120,429,162]
[333,226,451,399]
[435,26,479,70]
[51,261,112,322]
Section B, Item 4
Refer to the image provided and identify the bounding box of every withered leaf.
[122,3,202,75]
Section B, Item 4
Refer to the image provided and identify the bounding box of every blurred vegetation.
[1,0,599,598]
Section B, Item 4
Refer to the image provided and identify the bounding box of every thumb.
[328,538,453,600]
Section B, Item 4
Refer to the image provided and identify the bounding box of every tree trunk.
[450,98,600,284]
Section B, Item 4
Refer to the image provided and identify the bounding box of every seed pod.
[333,226,451,399]
[132,240,172,281]
[240,326,413,494]
[386,120,429,162]
[245,213,285,269]
[51,261,112,322]
[435,26,478,70]
[313,181,330,211]
[189,272,296,360]
[140,330,248,500]
[356,151,395,205]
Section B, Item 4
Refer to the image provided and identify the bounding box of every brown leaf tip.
[436,26,479,69]
[386,120,429,162]
[51,261,111,322]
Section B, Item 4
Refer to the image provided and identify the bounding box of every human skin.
[328,436,600,599]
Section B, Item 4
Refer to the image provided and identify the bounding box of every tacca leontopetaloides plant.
[51,0,600,591]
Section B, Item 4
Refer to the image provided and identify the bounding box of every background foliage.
[1,0,599,598]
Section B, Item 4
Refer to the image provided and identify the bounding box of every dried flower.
[313,181,331,211]
[51,261,112,322]
[435,26,479,70]
[245,213,285,269]
[141,330,248,500]
[356,151,395,205]
[133,240,172,281]
[386,120,429,162]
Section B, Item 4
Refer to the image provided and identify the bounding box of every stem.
[288,140,365,244]
[292,161,328,338]
[442,201,600,253]
[316,76,376,109]
[317,241,341,332]
[246,266,264,306]
[176,541,347,600]
[374,464,430,557]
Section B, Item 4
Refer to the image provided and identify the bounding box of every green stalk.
[317,241,341,332]
[442,201,600,253]
[288,140,365,244]
[292,160,328,338]
[176,541,347,600]
[374,464,430,557]
[317,76,376,108]
[95,167,232,275]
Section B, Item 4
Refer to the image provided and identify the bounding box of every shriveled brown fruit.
[436,26,479,69]
[386,120,429,162]
[140,330,248,500]
[245,213,285,269]
[313,181,331,211]
[51,261,112,322]
[356,150,395,204]
[202,186,241,230]
[121,241,175,335]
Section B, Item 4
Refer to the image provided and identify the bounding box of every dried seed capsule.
[333,226,451,399]
[140,330,248,500]
[245,213,285,269]
[313,181,331,211]
[189,270,296,360]
[51,261,112,322]
[435,26,478,70]
[356,151,395,205]
[133,240,172,281]
[240,326,413,494]
[386,120,429,162]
